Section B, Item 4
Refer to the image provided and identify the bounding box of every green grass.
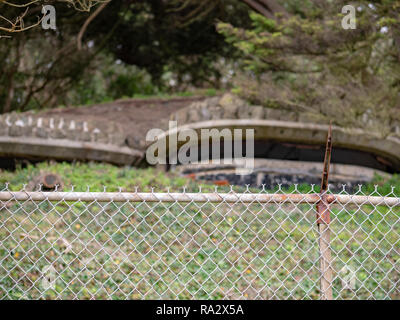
[3,162,399,195]
[0,162,399,299]
[0,162,207,193]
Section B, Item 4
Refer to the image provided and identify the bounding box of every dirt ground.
[40,96,208,144]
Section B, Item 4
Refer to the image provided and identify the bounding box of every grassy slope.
[1,161,400,194]
[0,162,195,193]
[0,162,399,299]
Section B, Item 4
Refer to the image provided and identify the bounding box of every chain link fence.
[0,185,399,300]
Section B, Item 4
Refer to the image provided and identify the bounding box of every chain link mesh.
[0,185,399,299]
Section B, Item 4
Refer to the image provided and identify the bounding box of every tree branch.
[0,7,43,33]
[258,0,288,17]
[241,0,274,19]
[77,0,109,50]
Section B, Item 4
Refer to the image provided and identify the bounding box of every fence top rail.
[0,191,400,206]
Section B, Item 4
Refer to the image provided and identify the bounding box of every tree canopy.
[218,0,400,135]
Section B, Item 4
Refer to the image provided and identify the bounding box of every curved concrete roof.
[151,119,400,172]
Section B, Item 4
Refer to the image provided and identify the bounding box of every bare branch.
[0,7,43,34]
[0,0,109,37]
[62,0,110,12]
[1,0,41,8]
[77,0,109,50]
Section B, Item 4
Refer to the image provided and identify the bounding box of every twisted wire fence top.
[0,184,399,299]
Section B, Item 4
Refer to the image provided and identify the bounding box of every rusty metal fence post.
[316,124,333,300]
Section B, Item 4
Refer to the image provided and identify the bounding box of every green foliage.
[249,12,277,33]
[217,0,400,136]
[67,55,158,106]
[89,0,252,90]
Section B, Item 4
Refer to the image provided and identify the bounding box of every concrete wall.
[0,112,143,165]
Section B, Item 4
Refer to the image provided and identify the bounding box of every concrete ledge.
[0,136,144,166]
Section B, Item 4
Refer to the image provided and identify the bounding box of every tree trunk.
[241,0,289,19]
[3,74,15,114]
